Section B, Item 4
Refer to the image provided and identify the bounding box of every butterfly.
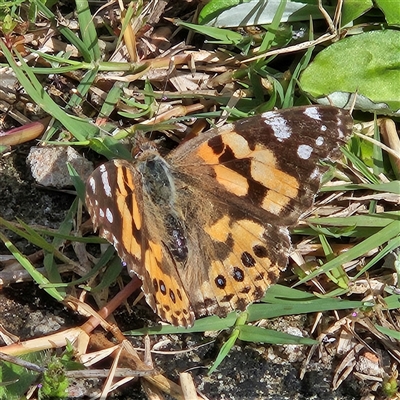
[85,105,353,327]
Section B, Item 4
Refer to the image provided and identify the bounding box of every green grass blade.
[208,328,239,374]
[34,0,92,61]
[0,42,98,141]
[237,325,317,345]
[76,0,101,60]
[342,146,381,184]
[247,285,362,321]
[0,231,64,301]
[375,324,400,340]
[0,217,72,266]
[320,181,400,194]
[296,220,400,284]
[354,236,400,278]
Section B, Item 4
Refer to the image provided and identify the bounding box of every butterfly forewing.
[171,106,353,227]
[85,105,353,327]
[86,160,195,326]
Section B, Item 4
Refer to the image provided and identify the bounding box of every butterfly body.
[86,106,353,327]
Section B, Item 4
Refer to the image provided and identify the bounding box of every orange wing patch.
[144,240,194,326]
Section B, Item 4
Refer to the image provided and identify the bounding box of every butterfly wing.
[85,160,195,326]
[167,105,353,319]
[170,106,352,226]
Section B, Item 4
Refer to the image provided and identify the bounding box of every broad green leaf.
[199,0,335,27]
[375,0,400,26]
[300,30,400,114]
[0,352,43,400]
[341,0,373,26]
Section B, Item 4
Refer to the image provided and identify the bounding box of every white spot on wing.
[112,234,119,246]
[321,125,327,132]
[310,167,320,180]
[101,169,112,197]
[106,208,113,223]
[297,144,313,160]
[315,136,324,146]
[262,114,292,141]
[303,107,322,120]
[89,177,96,193]
[99,208,104,218]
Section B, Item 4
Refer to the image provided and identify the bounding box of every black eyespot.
[241,251,256,267]
[159,280,167,295]
[215,275,226,289]
[233,267,245,282]
[153,278,158,291]
[169,289,176,303]
[253,244,268,258]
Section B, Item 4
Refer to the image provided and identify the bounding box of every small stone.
[27,146,93,188]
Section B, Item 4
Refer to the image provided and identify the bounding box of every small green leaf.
[1,14,18,34]
[88,136,133,160]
